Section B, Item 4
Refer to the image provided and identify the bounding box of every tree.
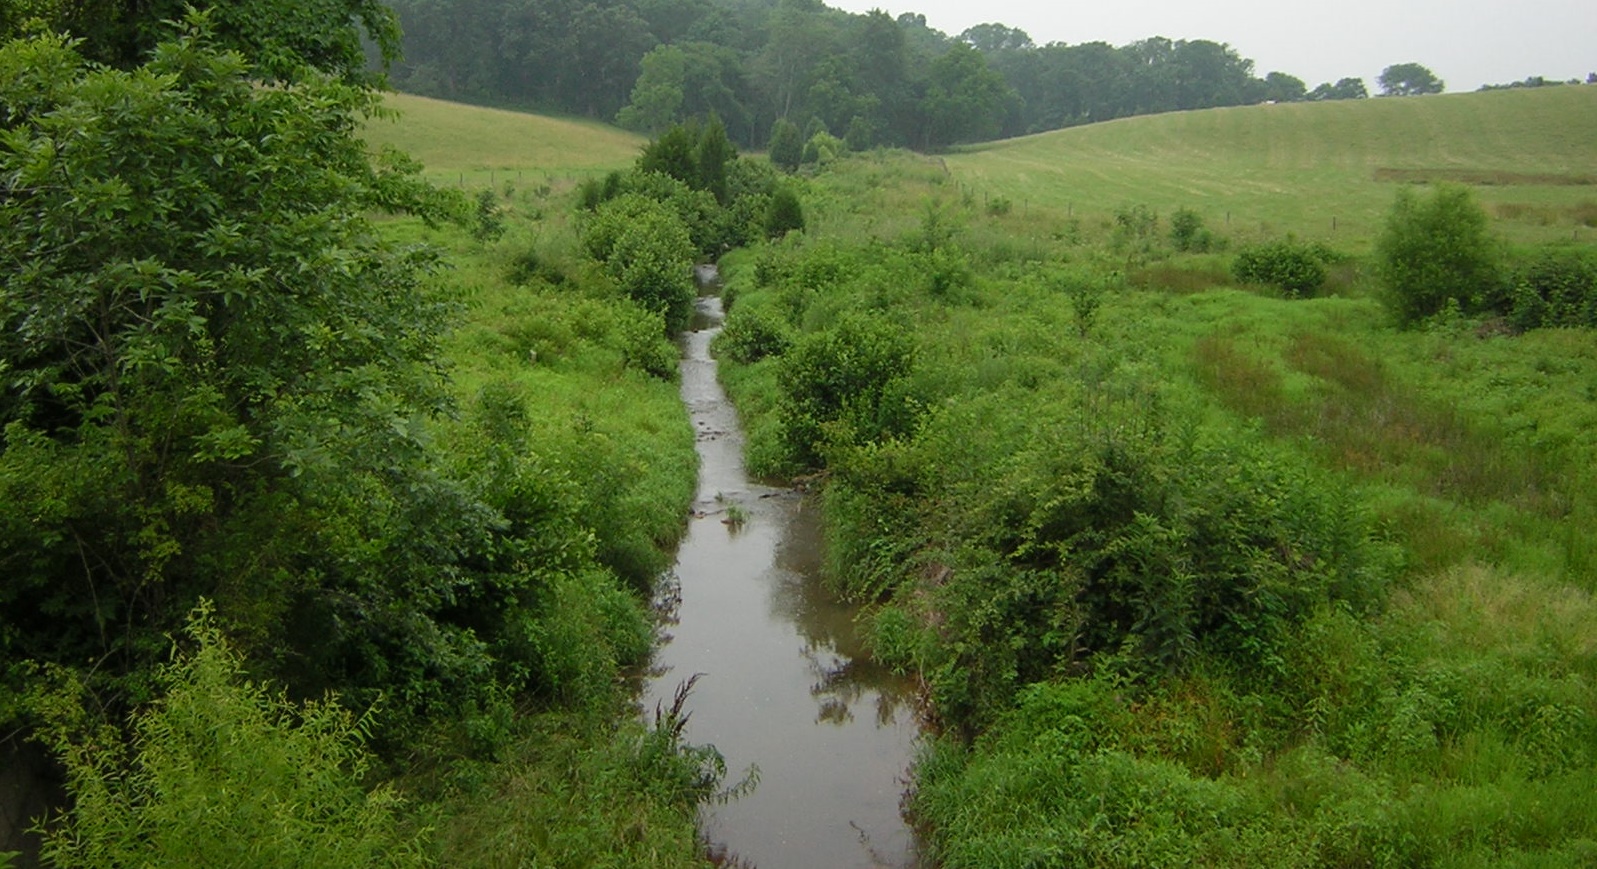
[1308,77,1369,100]
[769,117,803,171]
[20,0,401,83]
[617,44,687,133]
[638,121,703,187]
[765,186,806,238]
[0,22,501,729]
[1377,185,1498,325]
[696,114,736,204]
[1379,62,1444,96]
[1261,71,1307,102]
[583,196,697,333]
[920,42,1016,148]
[959,22,1034,53]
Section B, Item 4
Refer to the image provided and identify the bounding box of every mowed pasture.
[364,91,645,187]
[946,85,1597,247]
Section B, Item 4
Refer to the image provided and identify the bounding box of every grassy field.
[705,84,1597,867]
[944,85,1597,247]
[364,91,645,188]
[364,85,1597,866]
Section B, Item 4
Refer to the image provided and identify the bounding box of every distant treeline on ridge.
[384,0,1368,149]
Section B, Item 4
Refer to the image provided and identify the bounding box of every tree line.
[382,0,1391,150]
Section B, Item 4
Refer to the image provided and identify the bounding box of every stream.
[642,270,924,869]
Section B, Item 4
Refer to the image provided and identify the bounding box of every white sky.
[826,0,1597,92]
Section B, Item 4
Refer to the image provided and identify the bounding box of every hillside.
[363,91,646,185]
[946,85,1597,245]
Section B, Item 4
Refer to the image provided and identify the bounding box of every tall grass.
[702,83,1597,867]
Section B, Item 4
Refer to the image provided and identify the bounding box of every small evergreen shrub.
[764,186,806,238]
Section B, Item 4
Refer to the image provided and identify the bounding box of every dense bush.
[768,118,802,172]
[581,195,697,334]
[777,314,921,467]
[924,406,1389,730]
[764,186,806,238]
[1232,239,1328,297]
[1502,248,1597,330]
[717,305,793,364]
[1169,206,1216,252]
[1377,185,1499,325]
[0,27,506,737]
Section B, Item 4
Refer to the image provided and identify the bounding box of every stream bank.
[643,271,923,869]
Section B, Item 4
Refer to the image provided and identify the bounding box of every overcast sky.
[825,0,1596,93]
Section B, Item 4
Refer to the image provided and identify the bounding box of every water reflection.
[644,283,922,869]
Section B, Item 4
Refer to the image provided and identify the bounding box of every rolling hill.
[946,84,1597,245]
[363,92,646,186]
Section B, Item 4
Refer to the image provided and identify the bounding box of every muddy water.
[644,276,923,869]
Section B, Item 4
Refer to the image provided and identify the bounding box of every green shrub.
[777,314,920,467]
[1233,240,1329,297]
[801,131,843,166]
[764,186,806,238]
[717,305,792,364]
[1377,185,1499,325]
[1169,207,1215,252]
[768,118,802,172]
[582,195,696,334]
[36,606,428,869]
[473,188,505,240]
[1504,248,1597,330]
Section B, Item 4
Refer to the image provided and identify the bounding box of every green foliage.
[1232,239,1330,297]
[1112,203,1160,266]
[0,26,493,730]
[637,123,701,187]
[1379,62,1445,97]
[764,186,807,238]
[920,42,1015,148]
[615,44,686,134]
[844,115,875,151]
[801,130,845,166]
[1308,77,1369,100]
[1377,185,1499,325]
[777,314,921,468]
[1058,271,1107,336]
[21,0,400,84]
[1168,207,1215,252]
[768,117,803,172]
[473,189,505,240]
[35,605,428,868]
[717,305,793,364]
[711,83,1597,869]
[696,115,736,204]
[582,195,697,334]
[435,688,742,868]
[1503,248,1597,330]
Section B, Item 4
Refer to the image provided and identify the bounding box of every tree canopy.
[2,0,400,83]
[381,0,1353,148]
[0,15,556,735]
[1379,62,1445,96]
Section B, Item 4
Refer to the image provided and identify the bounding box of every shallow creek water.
[642,274,923,869]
